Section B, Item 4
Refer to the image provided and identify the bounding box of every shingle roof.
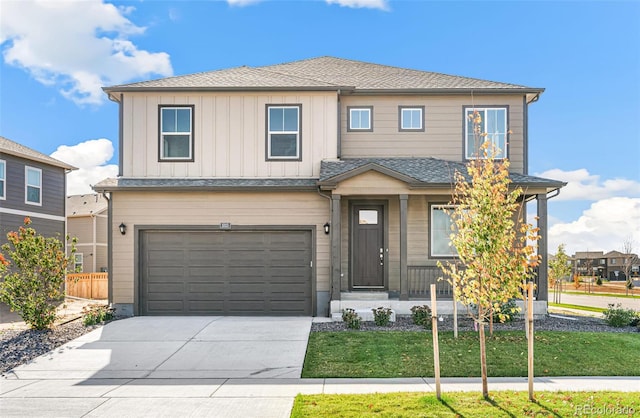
[319,157,566,189]
[104,56,542,94]
[93,177,318,192]
[0,136,76,170]
[66,194,108,217]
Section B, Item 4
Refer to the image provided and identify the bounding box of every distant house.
[0,136,75,242]
[66,194,108,273]
[603,250,639,281]
[572,251,606,278]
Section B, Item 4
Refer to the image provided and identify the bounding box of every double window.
[399,106,424,131]
[0,159,5,200]
[431,204,458,257]
[348,106,373,131]
[465,107,508,159]
[159,105,194,161]
[25,166,42,205]
[267,105,301,160]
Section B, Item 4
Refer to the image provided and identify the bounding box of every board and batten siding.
[340,95,526,173]
[121,92,338,179]
[110,191,330,305]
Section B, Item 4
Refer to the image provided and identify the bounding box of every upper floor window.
[25,166,42,205]
[348,106,373,131]
[267,105,301,160]
[465,107,508,159]
[431,204,458,257]
[159,105,194,161]
[0,159,5,200]
[399,106,424,131]
[610,259,616,265]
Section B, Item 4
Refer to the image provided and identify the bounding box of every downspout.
[102,191,113,307]
[337,89,341,159]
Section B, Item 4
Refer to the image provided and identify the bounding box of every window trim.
[0,159,5,200]
[265,104,302,161]
[25,166,42,206]
[347,106,373,132]
[158,105,195,162]
[74,253,84,273]
[463,105,509,160]
[398,106,425,132]
[429,204,459,258]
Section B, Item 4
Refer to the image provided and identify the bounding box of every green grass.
[292,391,640,418]
[302,331,640,378]
[548,303,606,313]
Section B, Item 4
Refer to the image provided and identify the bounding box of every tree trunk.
[479,320,489,398]
[489,310,494,337]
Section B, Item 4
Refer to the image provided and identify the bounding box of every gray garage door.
[140,229,312,316]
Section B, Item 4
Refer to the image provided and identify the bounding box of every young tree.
[0,218,76,330]
[622,237,639,295]
[549,244,572,302]
[438,112,539,399]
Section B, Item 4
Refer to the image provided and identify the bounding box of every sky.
[0,0,639,256]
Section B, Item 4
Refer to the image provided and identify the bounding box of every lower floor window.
[431,205,458,257]
[74,253,84,272]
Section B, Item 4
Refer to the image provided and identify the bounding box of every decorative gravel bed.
[0,319,109,375]
[311,314,640,333]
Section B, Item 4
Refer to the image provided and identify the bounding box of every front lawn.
[302,331,640,378]
[291,391,640,418]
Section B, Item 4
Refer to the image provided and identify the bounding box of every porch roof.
[319,157,566,191]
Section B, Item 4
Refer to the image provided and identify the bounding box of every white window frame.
[431,204,459,257]
[348,107,373,131]
[25,166,42,206]
[266,104,301,160]
[159,105,194,161]
[0,159,5,200]
[465,107,508,160]
[399,106,424,131]
[74,253,84,272]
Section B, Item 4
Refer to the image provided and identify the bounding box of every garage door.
[139,229,312,316]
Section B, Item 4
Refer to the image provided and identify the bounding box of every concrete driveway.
[1,316,313,417]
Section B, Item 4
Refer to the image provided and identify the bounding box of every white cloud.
[536,168,640,201]
[326,0,390,10]
[227,0,263,6]
[51,139,118,195]
[0,0,172,105]
[548,197,640,255]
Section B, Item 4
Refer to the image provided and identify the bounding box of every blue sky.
[1,0,639,255]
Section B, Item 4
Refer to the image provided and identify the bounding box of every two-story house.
[0,136,75,242]
[66,193,109,273]
[94,57,564,318]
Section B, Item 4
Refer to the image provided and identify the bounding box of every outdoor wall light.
[323,222,330,235]
[119,223,127,235]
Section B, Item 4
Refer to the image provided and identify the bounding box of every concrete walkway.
[2,317,639,417]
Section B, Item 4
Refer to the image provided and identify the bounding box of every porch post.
[537,193,549,302]
[331,194,342,301]
[399,194,409,301]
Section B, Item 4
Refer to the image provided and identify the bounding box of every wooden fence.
[66,273,108,300]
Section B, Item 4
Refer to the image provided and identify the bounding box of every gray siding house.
[0,136,75,242]
[94,57,565,318]
[66,194,109,273]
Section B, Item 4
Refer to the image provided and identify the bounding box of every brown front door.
[352,204,384,288]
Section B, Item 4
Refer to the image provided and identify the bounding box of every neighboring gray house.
[94,57,565,318]
[0,136,75,242]
[66,194,109,273]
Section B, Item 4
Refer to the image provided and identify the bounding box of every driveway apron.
[1,316,313,418]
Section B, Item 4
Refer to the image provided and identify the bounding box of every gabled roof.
[67,194,108,217]
[0,136,76,170]
[104,56,544,98]
[319,157,566,191]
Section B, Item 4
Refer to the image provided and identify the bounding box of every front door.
[352,204,385,288]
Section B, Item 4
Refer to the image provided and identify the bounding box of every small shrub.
[410,305,432,329]
[603,303,637,328]
[372,307,392,326]
[596,276,603,286]
[495,299,520,323]
[342,308,361,329]
[82,304,115,326]
[572,274,581,289]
